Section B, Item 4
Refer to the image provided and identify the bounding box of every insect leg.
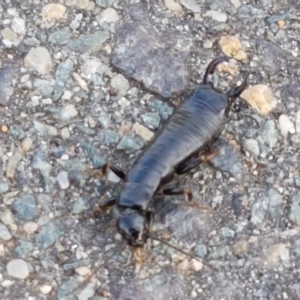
[225,71,249,116]
[81,197,117,221]
[99,196,117,209]
[176,149,220,175]
[86,162,126,180]
[161,186,211,211]
[103,163,126,180]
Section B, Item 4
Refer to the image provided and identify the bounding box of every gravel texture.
[0,1,300,300]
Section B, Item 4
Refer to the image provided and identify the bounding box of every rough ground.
[1,0,300,299]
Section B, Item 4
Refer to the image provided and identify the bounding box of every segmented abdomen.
[118,87,227,210]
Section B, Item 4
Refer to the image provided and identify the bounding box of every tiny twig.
[148,234,218,271]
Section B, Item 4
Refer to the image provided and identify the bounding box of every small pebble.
[75,266,92,276]
[119,124,131,135]
[233,240,249,255]
[1,125,9,133]
[42,3,66,21]
[11,17,26,35]
[61,104,78,121]
[277,20,285,28]
[164,0,183,14]
[62,90,73,100]
[179,0,201,12]
[7,259,31,279]
[73,72,89,92]
[87,116,97,128]
[190,259,203,272]
[241,85,277,116]
[133,122,154,142]
[117,135,145,150]
[279,114,294,138]
[23,221,38,234]
[264,243,289,267]
[24,47,53,75]
[1,210,17,231]
[98,8,119,24]
[203,40,213,49]
[40,284,53,295]
[219,35,247,60]
[203,10,228,22]
[141,113,161,129]
[61,127,70,139]
[14,239,33,258]
[243,139,260,158]
[0,224,12,241]
[98,111,111,128]
[110,74,130,96]
[48,27,72,46]
[289,192,300,225]
[13,195,39,221]
[191,290,198,298]
[36,221,64,249]
[6,148,23,179]
[104,130,120,144]
[78,282,96,300]
[107,169,121,183]
[57,171,70,190]
[177,258,189,270]
[261,120,278,148]
[0,183,9,194]
[21,137,33,152]
[72,197,89,214]
[2,280,14,288]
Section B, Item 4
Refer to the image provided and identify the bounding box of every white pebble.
[110,74,129,96]
[23,221,38,234]
[279,114,294,138]
[24,47,53,75]
[98,8,119,24]
[61,127,70,139]
[2,280,14,287]
[61,104,78,121]
[57,171,70,190]
[61,154,69,160]
[7,8,18,16]
[118,97,130,107]
[191,290,198,298]
[42,98,53,105]
[62,90,73,100]
[11,17,26,35]
[39,284,52,294]
[0,244,5,256]
[75,266,92,276]
[203,10,227,22]
[190,259,203,272]
[7,259,31,279]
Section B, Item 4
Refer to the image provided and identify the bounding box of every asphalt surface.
[0,1,300,299]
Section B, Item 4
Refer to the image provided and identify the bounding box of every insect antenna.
[66,241,127,297]
[148,233,218,271]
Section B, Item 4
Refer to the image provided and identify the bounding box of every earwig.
[93,56,248,251]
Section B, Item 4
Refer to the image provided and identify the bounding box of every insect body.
[99,57,248,248]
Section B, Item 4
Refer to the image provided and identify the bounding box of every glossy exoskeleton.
[97,57,248,248]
